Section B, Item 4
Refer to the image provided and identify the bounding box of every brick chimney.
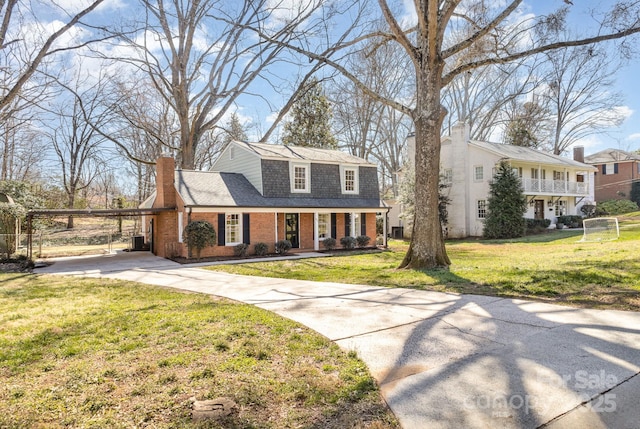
[154,156,176,208]
[573,146,585,163]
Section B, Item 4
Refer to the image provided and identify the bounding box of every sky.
[23,0,640,160]
[526,1,640,156]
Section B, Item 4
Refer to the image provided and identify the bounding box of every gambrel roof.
[234,141,375,166]
[174,170,384,209]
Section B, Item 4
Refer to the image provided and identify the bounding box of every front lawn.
[0,274,397,428]
[208,221,640,311]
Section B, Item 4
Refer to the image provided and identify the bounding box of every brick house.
[584,148,640,202]
[141,141,387,259]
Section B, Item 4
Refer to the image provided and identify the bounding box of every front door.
[285,213,299,248]
[534,200,545,220]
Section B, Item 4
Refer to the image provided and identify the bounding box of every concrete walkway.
[35,251,640,429]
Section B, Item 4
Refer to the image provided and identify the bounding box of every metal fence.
[1,230,143,259]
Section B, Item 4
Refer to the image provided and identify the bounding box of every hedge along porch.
[142,146,387,259]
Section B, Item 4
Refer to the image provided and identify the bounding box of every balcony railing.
[521,178,589,195]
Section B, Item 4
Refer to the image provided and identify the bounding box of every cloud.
[52,0,126,14]
[627,133,640,141]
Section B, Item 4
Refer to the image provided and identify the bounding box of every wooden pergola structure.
[25,207,176,260]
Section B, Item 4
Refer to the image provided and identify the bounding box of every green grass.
[0,274,398,428]
[208,219,640,311]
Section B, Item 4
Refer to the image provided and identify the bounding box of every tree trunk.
[399,66,450,269]
[67,190,75,229]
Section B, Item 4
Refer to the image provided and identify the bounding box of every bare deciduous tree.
[251,1,640,269]
[330,41,413,197]
[541,44,626,155]
[44,72,111,228]
[0,0,107,113]
[105,0,340,169]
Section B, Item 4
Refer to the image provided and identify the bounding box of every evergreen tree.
[504,101,547,148]
[282,78,337,149]
[483,161,527,239]
[631,181,640,207]
[398,167,451,235]
[223,112,248,146]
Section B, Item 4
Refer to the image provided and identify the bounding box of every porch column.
[274,213,278,244]
[383,211,388,247]
[313,212,319,251]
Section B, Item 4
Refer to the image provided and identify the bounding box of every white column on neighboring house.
[565,169,568,193]
[142,215,146,241]
[538,165,542,192]
[313,212,319,251]
[351,212,356,237]
[178,212,183,243]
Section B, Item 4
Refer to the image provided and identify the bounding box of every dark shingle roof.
[175,170,384,209]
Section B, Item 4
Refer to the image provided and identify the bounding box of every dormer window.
[290,162,310,193]
[341,165,359,194]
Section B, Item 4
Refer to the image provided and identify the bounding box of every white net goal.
[580,217,620,242]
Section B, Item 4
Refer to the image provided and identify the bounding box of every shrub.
[596,199,639,215]
[525,218,551,234]
[340,236,356,249]
[322,237,336,251]
[275,239,292,254]
[376,235,384,245]
[254,242,268,256]
[557,215,583,228]
[580,203,597,218]
[355,235,371,248]
[233,243,248,257]
[183,220,216,259]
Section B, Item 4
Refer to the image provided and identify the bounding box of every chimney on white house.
[573,146,585,163]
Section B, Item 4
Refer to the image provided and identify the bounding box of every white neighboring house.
[402,123,596,238]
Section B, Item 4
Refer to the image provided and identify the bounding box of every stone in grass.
[191,397,238,421]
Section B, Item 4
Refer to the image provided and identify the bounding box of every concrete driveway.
[36,251,640,429]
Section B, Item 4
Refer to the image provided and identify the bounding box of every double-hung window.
[318,213,330,239]
[474,165,484,181]
[340,165,359,194]
[290,163,310,193]
[442,168,453,185]
[603,163,618,175]
[225,213,241,245]
[477,200,487,219]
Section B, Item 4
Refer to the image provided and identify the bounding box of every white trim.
[178,212,183,243]
[289,161,311,193]
[340,165,359,194]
